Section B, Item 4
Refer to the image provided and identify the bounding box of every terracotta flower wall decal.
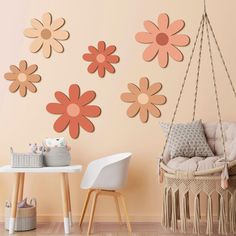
[121,77,166,123]
[46,84,101,139]
[135,13,190,68]
[24,12,69,58]
[83,41,120,78]
[4,60,41,97]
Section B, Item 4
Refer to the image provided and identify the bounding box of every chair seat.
[166,156,226,172]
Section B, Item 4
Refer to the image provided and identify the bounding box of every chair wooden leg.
[18,173,25,202]
[65,174,72,227]
[119,194,132,233]
[79,189,94,227]
[87,190,99,235]
[114,195,122,224]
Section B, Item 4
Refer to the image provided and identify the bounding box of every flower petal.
[147,104,161,118]
[69,84,80,102]
[135,32,153,44]
[106,55,119,63]
[139,106,149,123]
[128,83,140,95]
[25,81,37,93]
[148,82,162,95]
[24,28,40,38]
[9,81,20,93]
[98,65,105,78]
[168,45,183,61]
[42,41,52,58]
[53,30,69,40]
[78,115,95,132]
[88,62,98,73]
[150,95,166,105]
[121,92,137,102]
[42,12,52,27]
[79,91,96,106]
[28,74,41,83]
[170,34,190,46]
[51,39,64,53]
[19,84,27,97]
[30,38,43,53]
[104,45,116,55]
[81,105,101,117]
[83,53,95,62]
[158,48,169,68]
[144,21,159,34]
[88,46,99,54]
[55,91,70,104]
[31,19,43,30]
[51,18,65,30]
[46,103,66,114]
[103,62,115,73]
[19,60,27,71]
[139,77,149,92]
[143,43,159,61]
[167,20,185,35]
[4,73,17,81]
[54,114,70,132]
[158,13,169,32]
[98,41,106,53]
[69,119,80,139]
[25,64,38,75]
[10,65,20,73]
[127,102,140,117]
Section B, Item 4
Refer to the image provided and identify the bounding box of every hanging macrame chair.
[158,1,236,235]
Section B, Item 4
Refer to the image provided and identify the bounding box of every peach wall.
[0,0,236,222]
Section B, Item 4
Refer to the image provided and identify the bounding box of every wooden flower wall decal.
[24,12,69,58]
[135,13,190,68]
[83,41,120,78]
[121,77,166,123]
[46,84,101,139]
[4,60,41,97]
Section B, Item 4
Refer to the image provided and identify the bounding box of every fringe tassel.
[171,190,177,232]
[180,192,187,233]
[193,194,200,235]
[206,195,213,235]
[229,193,234,234]
[162,187,167,227]
[167,188,172,228]
[162,188,172,228]
[218,194,226,235]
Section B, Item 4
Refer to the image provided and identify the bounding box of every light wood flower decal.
[121,77,166,123]
[4,60,41,97]
[24,12,69,58]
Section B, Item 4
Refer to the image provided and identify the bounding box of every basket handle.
[30,198,37,207]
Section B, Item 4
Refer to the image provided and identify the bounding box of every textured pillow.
[160,120,214,158]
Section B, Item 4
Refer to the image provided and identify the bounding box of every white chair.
[79,152,132,235]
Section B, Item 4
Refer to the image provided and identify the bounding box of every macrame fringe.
[206,195,213,235]
[229,193,235,234]
[162,187,172,228]
[171,190,177,232]
[193,194,200,235]
[218,194,226,235]
[180,192,187,233]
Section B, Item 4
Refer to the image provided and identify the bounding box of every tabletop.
[0,165,83,173]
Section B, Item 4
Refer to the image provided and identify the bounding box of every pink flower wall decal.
[83,41,120,78]
[46,84,101,139]
[135,13,190,68]
[121,77,167,123]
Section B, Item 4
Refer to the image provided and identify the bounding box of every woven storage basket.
[44,146,71,167]
[10,147,44,168]
[5,199,37,232]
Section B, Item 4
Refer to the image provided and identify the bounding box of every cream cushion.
[163,122,236,171]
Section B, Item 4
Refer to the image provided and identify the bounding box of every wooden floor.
[0,222,235,236]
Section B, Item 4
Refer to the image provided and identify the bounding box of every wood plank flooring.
[0,222,235,235]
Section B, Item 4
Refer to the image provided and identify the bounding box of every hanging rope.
[192,15,205,121]
[162,16,204,156]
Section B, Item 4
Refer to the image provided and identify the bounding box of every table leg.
[9,173,20,234]
[60,173,70,234]
[65,174,72,227]
[18,173,25,202]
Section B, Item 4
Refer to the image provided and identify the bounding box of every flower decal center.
[121,77,166,123]
[156,33,169,46]
[135,13,190,68]
[46,84,101,139]
[18,73,27,82]
[96,54,106,63]
[67,103,80,117]
[41,28,52,40]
